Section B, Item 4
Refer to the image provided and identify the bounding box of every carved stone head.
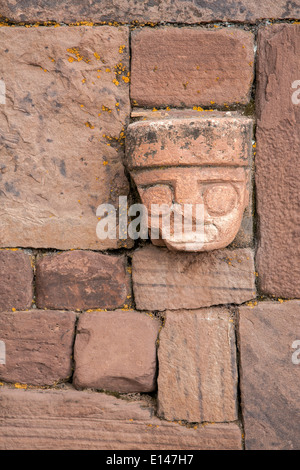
[126,113,252,252]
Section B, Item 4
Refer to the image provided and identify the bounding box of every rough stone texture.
[238,301,300,450]
[0,310,76,385]
[132,245,256,311]
[131,28,254,107]
[73,310,160,392]
[36,250,130,310]
[1,1,299,24]
[0,250,33,311]
[161,1,300,23]
[0,0,162,23]
[126,112,253,251]
[256,25,300,298]
[0,26,131,250]
[158,308,238,423]
[0,387,243,450]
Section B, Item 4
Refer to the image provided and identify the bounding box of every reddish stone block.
[0,387,243,450]
[158,308,238,423]
[73,310,160,393]
[36,250,131,311]
[0,310,76,386]
[256,25,300,298]
[0,250,33,311]
[238,301,300,450]
[131,28,254,107]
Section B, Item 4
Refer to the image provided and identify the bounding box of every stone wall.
[0,1,299,450]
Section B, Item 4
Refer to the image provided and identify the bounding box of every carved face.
[131,166,249,252]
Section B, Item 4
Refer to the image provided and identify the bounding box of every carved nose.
[174,178,201,206]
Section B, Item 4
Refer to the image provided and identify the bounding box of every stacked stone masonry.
[0,2,299,451]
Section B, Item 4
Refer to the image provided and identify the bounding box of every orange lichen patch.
[113,78,119,86]
[246,301,258,308]
[67,47,90,63]
[85,121,94,129]
[94,52,101,60]
[101,105,112,113]
[14,383,27,390]
[119,45,126,53]
[193,106,204,111]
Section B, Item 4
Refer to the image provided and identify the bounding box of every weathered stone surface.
[0,387,243,450]
[256,25,300,298]
[132,245,256,311]
[0,250,33,311]
[161,1,300,23]
[238,301,300,450]
[0,26,131,250]
[73,310,160,392]
[0,0,162,23]
[0,310,76,385]
[1,1,299,24]
[131,28,254,107]
[126,112,253,251]
[36,250,130,310]
[158,308,238,423]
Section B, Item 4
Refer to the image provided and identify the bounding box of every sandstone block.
[0,26,130,250]
[158,308,238,423]
[238,301,300,450]
[0,310,76,385]
[0,387,243,450]
[131,28,254,107]
[36,250,130,310]
[0,250,33,311]
[132,245,256,311]
[73,310,160,392]
[256,25,300,298]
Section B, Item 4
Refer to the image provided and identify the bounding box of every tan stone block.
[132,245,256,311]
[0,310,76,385]
[0,387,243,449]
[73,310,160,392]
[36,250,130,310]
[157,308,238,423]
[0,26,130,250]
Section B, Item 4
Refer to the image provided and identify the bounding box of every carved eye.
[139,185,173,210]
[203,184,238,216]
